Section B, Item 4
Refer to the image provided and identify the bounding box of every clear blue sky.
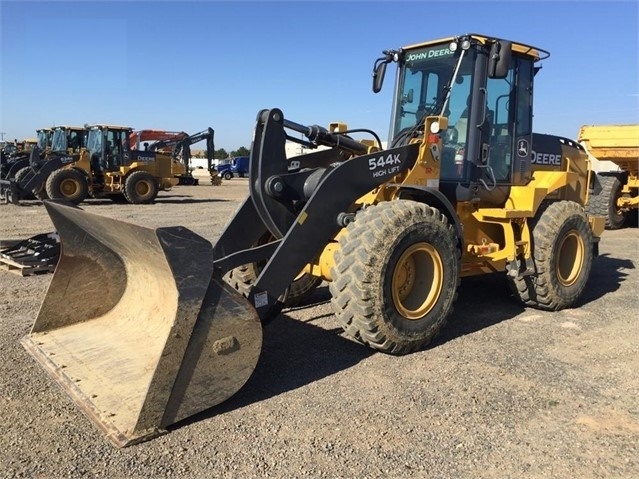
[1,0,638,151]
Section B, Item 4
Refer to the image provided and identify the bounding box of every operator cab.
[374,34,549,207]
[36,128,53,151]
[86,125,132,173]
[50,126,87,154]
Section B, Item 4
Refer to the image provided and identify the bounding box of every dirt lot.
[1,177,637,478]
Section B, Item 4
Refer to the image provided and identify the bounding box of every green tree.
[230,146,250,157]
[214,148,228,159]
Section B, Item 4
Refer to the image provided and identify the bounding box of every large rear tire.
[329,201,460,355]
[45,168,88,204]
[586,175,626,230]
[509,200,593,310]
[124,171,158,204]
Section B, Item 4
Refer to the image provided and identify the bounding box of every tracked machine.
[22,34,605,447]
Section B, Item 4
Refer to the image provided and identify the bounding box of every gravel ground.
[0,176,637,478]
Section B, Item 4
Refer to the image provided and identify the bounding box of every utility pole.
[0,132,6,142]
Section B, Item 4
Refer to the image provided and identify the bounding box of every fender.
[396,185,464,251]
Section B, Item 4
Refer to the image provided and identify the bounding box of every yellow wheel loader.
[1,125,86,203]
[22,33,605,447]
[44,124,178,204]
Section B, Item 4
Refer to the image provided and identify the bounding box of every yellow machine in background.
[44,124,178,204]
[579,124,639,229]
[1,125,88,203]
[35,128,53,152]
[22,33,604,447]
[130,127,218,186]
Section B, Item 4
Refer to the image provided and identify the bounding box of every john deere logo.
[517,139,529,157]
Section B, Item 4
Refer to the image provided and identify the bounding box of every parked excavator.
[22,33,605,447]
[129,128,187,152]
[132,127,219,185]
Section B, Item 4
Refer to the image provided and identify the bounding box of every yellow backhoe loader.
[22,33,605,447]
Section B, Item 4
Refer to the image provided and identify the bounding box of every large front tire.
[509,200,593,310]
[14,167,35,200]
[45,168,88,204]
[329,201,460,355]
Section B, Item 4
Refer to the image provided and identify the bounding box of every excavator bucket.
[20,201,262,447]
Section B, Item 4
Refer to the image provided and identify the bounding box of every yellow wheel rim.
[556,230,585,287]
[135,181,151,197]
[391,242,443,319]
[60,178,79,196]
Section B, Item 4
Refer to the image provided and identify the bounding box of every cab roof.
[52,125,86,131]
[402,33,550,62]
[85,124,133,130]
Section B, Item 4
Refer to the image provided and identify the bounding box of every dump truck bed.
[579,124,639,172]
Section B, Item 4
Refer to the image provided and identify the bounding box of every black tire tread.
[124,171,158,204]
[14,167,35,200]
[509,200,593,311]
[586,174,626,230]
[329,200,460,355]
[223,263,320,308]
[45,168,88,204]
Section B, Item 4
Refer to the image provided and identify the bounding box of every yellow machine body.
[21,33,605,448]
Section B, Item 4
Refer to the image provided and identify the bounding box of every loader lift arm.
[21,108,417,447]
[212,108,419,318]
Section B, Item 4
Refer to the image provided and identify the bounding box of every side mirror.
[372,60,387,93]
[488,41,512,79]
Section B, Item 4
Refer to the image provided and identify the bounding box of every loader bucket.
[21,201,262,447]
